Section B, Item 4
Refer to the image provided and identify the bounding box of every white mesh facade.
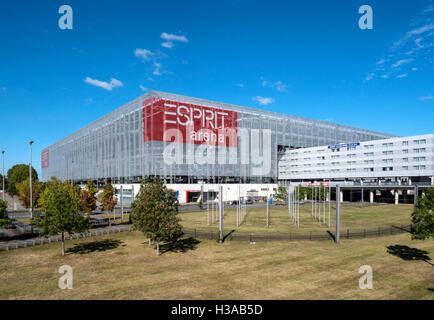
[41,91,395,183]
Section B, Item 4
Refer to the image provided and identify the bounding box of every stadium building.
[41,91,398,203]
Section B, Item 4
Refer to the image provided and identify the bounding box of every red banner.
[143,98,238,147]
[41,149,49,168]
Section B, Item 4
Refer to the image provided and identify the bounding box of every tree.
[7,164,38,196]
[16,177,42,209]
[32,178,89,256]
[411,188,433,240]
[101,183,117,212]
[131,177,183,255]
[80,179,97,214]
[0,199,7,219]
[0,174,7,193]
[274,186,288,201]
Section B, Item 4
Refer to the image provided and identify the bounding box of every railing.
[182,225,411,242]
[0,225,132,252]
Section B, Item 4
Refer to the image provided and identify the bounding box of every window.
[331,155,340,159]
[402,166,408,170]
[382,143,393,147]
[364,145,374,149]
[413,165,426,170]
[364,160,374,164]
[364,152,374,157]
[382,159,393,163]
[382,167,393,171]
[402,158,408,162]
[402,149,408,154]
[331,169,340,173]
[347,154,356,158]
[347,161,356,165]
[364,168,374,172]
[347,146,357,151]
[303,157,311,161]
[414,148,426,153]
[331,162,340,166]
[317,156,325,160]
[402,141,408,145]
[382,151,393,155]
[413,157,426,162]
[347,168,356,172]
[414,139,426,145]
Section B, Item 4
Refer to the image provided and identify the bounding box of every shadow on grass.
[66,239,124,255]
[159,237,200,255]
[387,245,433,267]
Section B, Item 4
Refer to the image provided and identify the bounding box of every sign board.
[143,98,238,147]
[328,142,360,149]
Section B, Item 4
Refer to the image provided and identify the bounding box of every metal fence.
[0,225,132,251]
[183,225,411,242]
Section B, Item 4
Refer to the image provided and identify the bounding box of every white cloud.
[84,77,124,91]
[161,41,174,49]
[419,94,434,101]
[160,32,188,49]
[261,77,287,92]
[161,32,188,42]
[237,83,244,88]
[134,48,153,61]
[152,62,162,76]
[139,85,148,92]
[396,73,408,78]
[391,58,413,68]
[365,4,434,81]
[252,96,274,105]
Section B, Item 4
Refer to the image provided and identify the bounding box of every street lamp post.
[29,140,34,218]
[2,150,5,201]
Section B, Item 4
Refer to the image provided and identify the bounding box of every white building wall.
[113,183,278,204]
[279,134,434,181]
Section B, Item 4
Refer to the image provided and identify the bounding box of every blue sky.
[0,0,433,175]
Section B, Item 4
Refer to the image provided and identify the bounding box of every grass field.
[0,230,432,299]
[179,203,413,235]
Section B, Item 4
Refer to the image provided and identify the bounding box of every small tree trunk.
[156,241,160,256]
[61,232,65,257]
[148,238,151,246]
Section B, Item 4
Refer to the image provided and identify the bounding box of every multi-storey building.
[279,134,434,185]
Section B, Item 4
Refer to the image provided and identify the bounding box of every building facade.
[41,91,394,186]
[279,134,434,185]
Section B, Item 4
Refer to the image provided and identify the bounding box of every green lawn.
[179,203,413,236]
[0,230,432,299]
